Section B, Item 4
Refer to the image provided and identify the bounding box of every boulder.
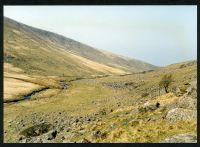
[20,123,53,137]
[62,139,74,143]
[165,108,197,123]
[138,102,160,113]
[46,130,57,140]
[161,134,197,143]
[175,80,197,109]
[186,81,197,99]
[77,138,91,143]
[79,130,86,135]
[176,97,197,110]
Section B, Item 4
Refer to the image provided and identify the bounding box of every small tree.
[159,74,173,93]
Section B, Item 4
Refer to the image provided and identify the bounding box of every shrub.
[159,74,173,93]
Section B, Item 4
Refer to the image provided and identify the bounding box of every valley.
[4,60,197,143]
[3,17,197,143]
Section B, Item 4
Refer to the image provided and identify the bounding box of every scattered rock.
[99,109,107,115]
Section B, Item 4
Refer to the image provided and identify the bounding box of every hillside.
[4,60,197,143]
[4,17,157,77]
[3,17,196,143]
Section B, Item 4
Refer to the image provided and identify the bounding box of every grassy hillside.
[4,17,157,77]
[3,17,196,143]
[4,60,197,143]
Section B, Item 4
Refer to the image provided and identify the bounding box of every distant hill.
[4,17,157,77]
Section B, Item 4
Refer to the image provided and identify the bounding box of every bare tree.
[159,74,173,93]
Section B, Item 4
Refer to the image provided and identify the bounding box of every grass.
[3,57,197,143]
[86,105,196,143]
[105,120,197,143]
[4,17,157,78]
[4,77,42,102]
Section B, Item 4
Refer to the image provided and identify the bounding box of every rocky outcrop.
[175,81,197,109]
[20,123,53,137]
[166,108,197,123]
[102,81,144,89]
[13,107,113,143]
[165,80,197,123]
[179,60,197,69]
[176,96,197,110]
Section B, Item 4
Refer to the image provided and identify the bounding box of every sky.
[4,6,197,66]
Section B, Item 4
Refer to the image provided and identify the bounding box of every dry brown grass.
[4,77,41,101]
[146,93,180,106]
[4,63,24,73]
[68,52,128,75]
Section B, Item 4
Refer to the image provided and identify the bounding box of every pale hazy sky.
[4,6,197,66]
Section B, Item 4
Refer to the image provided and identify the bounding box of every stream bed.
[24,87,50,99]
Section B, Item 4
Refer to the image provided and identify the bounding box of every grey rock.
[20,139,27,143]
[32,137,43,143]
[161,134,197,143]
[62,139,74,143]
[77,138,91,143]
[138,102,160,113]
[176,96,197,110]
[20,123,53,137]
[65,128,71,132]
[64,133,73,140]
[175,80,197,109]
[79,130,86,135]
[20,137,32,143]
[186,81,197,98]
[46,130,57,140]
[41,139,51,143]
[166,108,197,123]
